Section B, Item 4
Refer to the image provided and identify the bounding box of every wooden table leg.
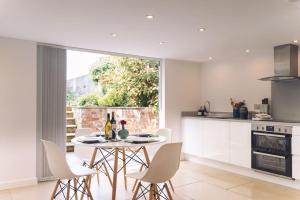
[88,147,98,186]
[112,147,119,200]
[142,146,151,165]
[103,162,113,187]
[122,148,128,190]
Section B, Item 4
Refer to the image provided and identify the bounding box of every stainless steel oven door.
[251,131,291,155]
[252,151,292,177]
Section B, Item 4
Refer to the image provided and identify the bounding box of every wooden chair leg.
[165,183,173,200]
[154,184,161,200]
[122,148,128,190]
[74,178,78,200]
[80,178,87,200]
[168,180,175,192]
[103,162,113,187]
[85,178,94,200]
[51,180,60,200]
[149,184,154,200]
[132,181,141,200]
[96,165,100,185]
[66,180,71,200]
[132,165,144,192]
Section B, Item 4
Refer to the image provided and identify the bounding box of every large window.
[66,50,160,135]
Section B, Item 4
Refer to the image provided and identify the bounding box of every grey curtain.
[36,45,66,181]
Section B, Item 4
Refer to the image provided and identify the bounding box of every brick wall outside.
[72,107,159,133]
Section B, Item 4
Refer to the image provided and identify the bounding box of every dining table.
[71,133,167,200]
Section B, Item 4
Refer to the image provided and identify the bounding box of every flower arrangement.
[118,120,129,139]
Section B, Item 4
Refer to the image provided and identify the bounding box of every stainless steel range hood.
[259,44,299,81]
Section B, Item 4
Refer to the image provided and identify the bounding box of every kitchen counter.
[181,111,300,126]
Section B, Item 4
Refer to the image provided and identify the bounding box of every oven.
[251,123,292,178]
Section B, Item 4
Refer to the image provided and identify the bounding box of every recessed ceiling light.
[245,49,250,53]
[209,56,213,60]
[146,15,154,19]
[159,41,167,45]
[110,33,118,37]
[293,40,298,43]
[199,28,206,32]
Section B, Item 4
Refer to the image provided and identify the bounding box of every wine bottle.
[104,113,112,140]
[111,112,117,140]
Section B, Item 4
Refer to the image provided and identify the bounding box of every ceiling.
[0,0,300,62]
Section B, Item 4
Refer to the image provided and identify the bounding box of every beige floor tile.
[0,190,12,200]
[10,181,56,200]
[176,181,251,200]
[171,171,201,187]
[1,161,299,200]
[229,180,294,200]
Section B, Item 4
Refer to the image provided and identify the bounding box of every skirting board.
[0,177,37,191]
[183,153,300,190]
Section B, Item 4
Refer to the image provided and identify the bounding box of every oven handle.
[252,132,285,138]
[253,151,286,159]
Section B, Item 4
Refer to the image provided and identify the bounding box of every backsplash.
[271,80,300,122]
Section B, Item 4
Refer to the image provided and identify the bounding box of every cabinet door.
[293,155,300,179]
[181,118,203,157]
[292,135,300,179]
[202,120,230,163]
[229,122,251,168]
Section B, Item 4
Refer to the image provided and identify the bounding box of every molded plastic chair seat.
[128,143,182,199]
[69,164,95,178]
[41,140,95,199]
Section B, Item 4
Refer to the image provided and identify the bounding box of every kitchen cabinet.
[182,117,203,157]
[181,117,252,168]
[292,130,300,179]
[229,122,251,168]
[202,120,230,163]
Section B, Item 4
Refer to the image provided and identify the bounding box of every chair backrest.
[142,142,182,183]
[41,140,74,179]
[74,128,94,160]
[156,128,172,143]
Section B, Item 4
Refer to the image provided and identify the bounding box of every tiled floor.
[1,161,300,200]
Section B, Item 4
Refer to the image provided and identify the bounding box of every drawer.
[292,135,300,155]
[293,126,300,136]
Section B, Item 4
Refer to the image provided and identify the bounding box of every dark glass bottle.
[111,112,117,139]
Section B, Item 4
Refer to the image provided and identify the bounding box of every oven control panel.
[251,124,292,134]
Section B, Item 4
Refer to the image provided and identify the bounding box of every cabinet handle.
[253,132,285,138]
[253,151,285,159]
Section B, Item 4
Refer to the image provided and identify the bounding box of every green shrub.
[98,89,129,107]
[78,93,101,107]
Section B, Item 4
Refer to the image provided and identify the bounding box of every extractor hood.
[259,44,299,81]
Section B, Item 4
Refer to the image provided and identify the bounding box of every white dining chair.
[148,128,172,158]
[127,143,182,200]
[42,140,95,200]
[74,128,112,186]
[132,128,175,192]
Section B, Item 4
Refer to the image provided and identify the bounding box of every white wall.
[197,50,273,112]
[164,59,202,142]
[0,37,37,189]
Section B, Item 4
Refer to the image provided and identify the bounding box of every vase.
[118,124,129,139]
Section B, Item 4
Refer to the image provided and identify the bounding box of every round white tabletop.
[71,135,167,149]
